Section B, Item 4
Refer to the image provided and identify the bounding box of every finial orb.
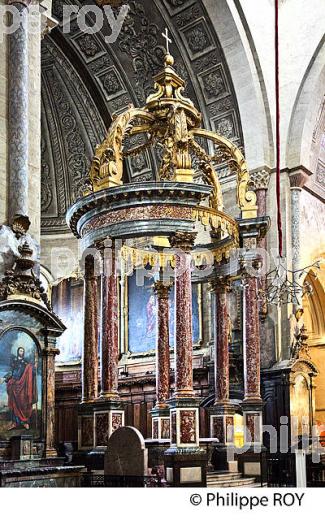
[165,53,174,66]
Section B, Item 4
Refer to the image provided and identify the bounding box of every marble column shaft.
[214,282,230,403]
[42,337,60,458]
[100,243,119,399]
[244,275,261,400]
[154,281,171,405]
[82,255,99,402]
[8,1,31,221]
[251,170,270,318]
[289,170,309,308]
[173,244,194,397]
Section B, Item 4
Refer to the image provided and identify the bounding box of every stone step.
[207,477,257,488]
[207,471,242,481]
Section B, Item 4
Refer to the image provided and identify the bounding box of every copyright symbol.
[190,494,202,506]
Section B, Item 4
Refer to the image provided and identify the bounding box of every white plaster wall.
[300,190,325,266]
[40,233,81,281]
[238,0,325,168]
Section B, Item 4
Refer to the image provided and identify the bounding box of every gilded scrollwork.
[85,47,256,219]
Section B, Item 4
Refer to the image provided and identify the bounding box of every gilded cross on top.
[162,27,172,55]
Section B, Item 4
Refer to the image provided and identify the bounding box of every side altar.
[0,216,83,487]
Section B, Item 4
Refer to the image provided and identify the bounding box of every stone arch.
[302,265,325,427]
[202,0,274,169]
[286,36,325,170]
[302,268,325,347]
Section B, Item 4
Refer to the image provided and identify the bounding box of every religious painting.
[52,278,84,364]
[127,274,202,353]
[0,329,42,440]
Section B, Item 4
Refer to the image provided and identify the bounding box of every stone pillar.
[209,278,235,446]
[99,240,119,400]
[41,331,60,458]
[172,232,195,400]
[289,169,310,309]
[151,280,172,441]
[91,239,124,447]
[242,262,263,447]
[7,0,31,222]
[82,254,99,403]
[164,232,206,487]
[250,169,270,318]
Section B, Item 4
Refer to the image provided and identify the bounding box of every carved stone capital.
[250,169,270,191]
[170,231,196,251]
[288,168,310,188]
[154,280,172,299]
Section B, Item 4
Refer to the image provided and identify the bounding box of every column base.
[241,399,264,447]
[164,447,207,487]
[208,403,237,472]
[168,396,201,448]
[78,400,125,451]
[151,406,170,441]
[208,402,236,444]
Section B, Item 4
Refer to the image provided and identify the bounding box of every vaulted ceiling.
[41,0,244,233]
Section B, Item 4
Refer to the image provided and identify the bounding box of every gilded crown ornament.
[85,29,257,220]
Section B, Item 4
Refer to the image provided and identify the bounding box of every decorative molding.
[41,37,106,233]
[179,17,215,59]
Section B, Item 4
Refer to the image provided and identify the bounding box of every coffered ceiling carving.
[42,0,244,233]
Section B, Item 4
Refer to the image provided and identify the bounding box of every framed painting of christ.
[126,273,202,354]
[0,329,42,440]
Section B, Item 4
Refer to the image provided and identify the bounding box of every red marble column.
[240,238,264,447]
[213,280,231,404]
[82,255,99,403]
[154,281,172,406]
[99,241,119,400]
[244,275,261,401]
[42,334,60,458]
[170,232,196,398]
